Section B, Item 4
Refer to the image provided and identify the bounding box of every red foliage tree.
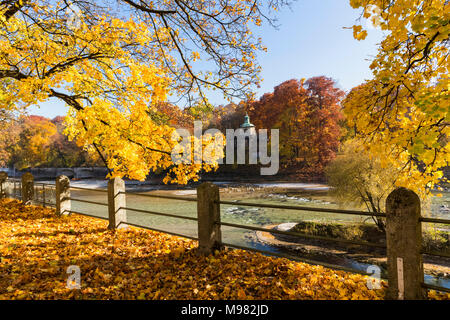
[304,76,345,169]
[247,76,344,173]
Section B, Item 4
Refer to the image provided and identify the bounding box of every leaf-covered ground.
[0,199,448,300]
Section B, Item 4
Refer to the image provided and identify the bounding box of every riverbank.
[255,223,450,282]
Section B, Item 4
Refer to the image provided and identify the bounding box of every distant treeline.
[0,76,345,178]
[0,115,103,169]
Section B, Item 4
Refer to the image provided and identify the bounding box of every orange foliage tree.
[8,115,57,169]
[206,103,247,132]
[247,76,344,173]
[0,0,288,182]
[0,115,103,169]
[304,77,345,168]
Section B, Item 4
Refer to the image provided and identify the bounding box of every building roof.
[240,114,255,128]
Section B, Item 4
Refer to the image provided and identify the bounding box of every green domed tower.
[240,113,255,129]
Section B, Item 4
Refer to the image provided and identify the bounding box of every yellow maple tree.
[0,0,281,181]
[346,0,449,193]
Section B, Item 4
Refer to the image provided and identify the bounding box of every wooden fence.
[1,172,449,299]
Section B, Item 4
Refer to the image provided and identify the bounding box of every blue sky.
[28,0,385,119]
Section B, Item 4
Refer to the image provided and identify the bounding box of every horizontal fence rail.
[117,221,199,241]
[122,206,198,221]
[1,175,449,299]
[122,191,197,202]
[65,209,109,221]
[421,249,450,259]
[422,282,450,294]
[218,221,387,248]
[419,216,450,225]
[69,186,107,193]
[217,200,387,217]
[67,198,108,206]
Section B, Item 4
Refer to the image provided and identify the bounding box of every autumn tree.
[0,115,20,166]
[248,80,307,165]
[0,115,106,168]
[346,0,449,192]
[47,116,103,167]
[248,77,344,172]
[8,115,57,169]
[148,103,193,129]
[205,103,247,132]
[304,77,345,167]
[325,139,399,231]
[0,0,288,182]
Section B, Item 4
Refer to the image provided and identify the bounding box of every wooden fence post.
[197,182,222,255]
[108,177,127,229]
[0,172,7,199]
[386,187,425,300]
[56,175,71,215]
[42,184,46,207]
[21,172,34,204]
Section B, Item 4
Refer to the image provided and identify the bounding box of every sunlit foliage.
[347,0,449,193]
[0,0,285,181]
